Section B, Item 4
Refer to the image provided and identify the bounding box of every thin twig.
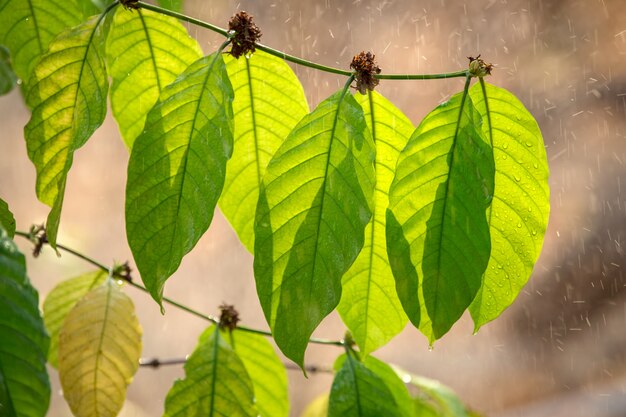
[139,356,333,374]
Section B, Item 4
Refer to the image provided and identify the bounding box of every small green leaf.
[398,370,469,417]
[0,46,16,96]
[328,353,402,417]
[0,228,50,417]
[106,7,202,148]
[42,270,108,368]
[362,356,414,417]
[0,0,82,84]
[300,395,329,417]
[387,82,494,342]
[157,0,183,12]
[338,91,412,356]
[254,88,375,367]
[126,52,233,304]
[220,50,309,251]
[164,326,257,417]
[24,15,109,248]
[0,197,15,237]
[58,279,142,417]
[231,331,289,417]
[468,81,550,330]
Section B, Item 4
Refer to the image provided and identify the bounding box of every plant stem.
[14,230,344,347]
[135,1,467,81]
[139,356,333,373]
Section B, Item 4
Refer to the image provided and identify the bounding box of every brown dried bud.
[114,261,133,283]
[29,224,47,258]
[468,54,493,77]
[350,51,381,94]
[119,0,139,10]
[219,304,240,332]
[228,11,262,59]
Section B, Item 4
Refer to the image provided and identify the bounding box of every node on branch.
[119,0,139,11]
[468,54,493,77]
[228,11,262,59]
[219,304,240,332]
[350,51,381,94]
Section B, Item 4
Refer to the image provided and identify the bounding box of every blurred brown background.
[1,0,625,415]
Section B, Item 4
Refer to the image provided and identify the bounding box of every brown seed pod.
[228,11,262,59]
[219,303,240,332]
[350,51,381,94]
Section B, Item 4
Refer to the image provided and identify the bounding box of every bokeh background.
[1,0,625,415]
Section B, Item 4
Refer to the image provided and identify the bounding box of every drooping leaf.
[362,356,414,417]
[386,82,495,342]
[58,279,142,417]
[328,353,402,417]
[338,90,412,356]
[157,0,183,12]
[42,270,108,368]
[24,15,109,248]
[300,395,329,417]
[126,52,233,305]
[0,46,16,96]
[106,7,202,148]
[0,197,15,237]
[0,0,82,84]
[468,81,550,330]
[220,50,309,251]
[231,330,289,417]
[254,88,375,367]
[163,326,257,417]
[0,228,50,417]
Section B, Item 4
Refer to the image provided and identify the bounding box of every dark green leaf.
[362,356,414,417]
[164,326,257,417]
[254,88,375,367]
[42,270,108,367]
[0,0,82,83]
[387,83,495,342]
[220,50,309,251]
[126,52,233,304]
[106,7,202,148]
[328,353,402,417]
[468,81,550,330]
[24,16,109,248]
[231,331,289,417]
[0,197,15,237]
[0,228,50,417]
[0,46,16,96]
[338,91,412,355]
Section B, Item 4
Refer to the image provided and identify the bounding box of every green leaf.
[157,0,183,12]
[0,0,82,83]
[163,326,257,417]
[220,50,309,252]
[106,7,202,148]
[0,197,15,237]
[42,270,108,368]
[362,356,414,417]
[24,15,109,248]
[254,88,375,367]
[398,370,468,417]
[300,395,329,417]
[386,82,495,342]
[58,279,142,417]
[328,353,402,417]
[0,228,50,417]
[0,46,16,96]
[338,91,412,356]
[231,330,289,417]
[125,52,233,304]
[468,81,550,330]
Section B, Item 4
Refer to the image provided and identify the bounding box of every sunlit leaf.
[24,15,109,248]
[126,52,233,304]
[0,0,82,84]
[300,394,329,417]
[386,82,494,342]
[338,91,412,355]
[164,326,257,417]
[231,330,289,417]
[254,88,375,367]
[468,81,550,330]
[58,279,142,417]
[106,7,202,148]
[0,228,50,417]
[42,270,108,368]
[0,46,16,96]
[362,356,414,417]
[328,353,402,417]
[0,197,15,237]
[220,50,309,251]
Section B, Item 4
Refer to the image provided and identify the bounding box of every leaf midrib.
[208,329,220,417]
[137,10,163,92]
[245,57,263,189]
[93,282,112,417]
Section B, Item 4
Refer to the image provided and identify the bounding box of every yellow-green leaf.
[42,270,108,368]
[58,279,142,417]
[300,395,329,417]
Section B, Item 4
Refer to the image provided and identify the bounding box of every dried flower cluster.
[219,304,240,331]
[468,55,493,77]
[350,51,381,94]
[119,0,139,11]
[228,11,262,59]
